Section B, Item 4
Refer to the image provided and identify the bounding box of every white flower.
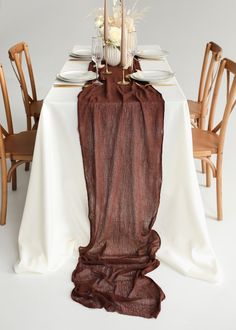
[93,0,148,44]
[109,26,121,47]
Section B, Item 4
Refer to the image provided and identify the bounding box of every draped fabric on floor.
[71,62,165,318]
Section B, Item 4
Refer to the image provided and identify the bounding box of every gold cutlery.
[69,58,90,62]
[53,84,90,88]
[134,57,164,62]
[134,82,175,87]
[149,83,175,87]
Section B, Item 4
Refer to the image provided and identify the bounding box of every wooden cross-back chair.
[188,41,222,129]
[8,42,43,131]
[0,64,36,226]
[192,58,236,220]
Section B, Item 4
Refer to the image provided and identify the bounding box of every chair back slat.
[198,41,222,102]
[0,64,14,135]
[198,43,211,102]
[24,44,37,100]
[208,58,236,154]
[217,75,236,154]
[208,60,225,131]
[209,42,222,54]
[19,52,23,66]
[201,55,217,118]
[226,69,230,99]
[8,42,37,116]
[197,42,222,114]
[13,54,31,115]
[225,58,236,74]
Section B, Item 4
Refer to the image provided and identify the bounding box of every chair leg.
[25,115,32,171]
[200,116,206,130]
[200,116,207,174]
[27,115,32,131]
[0,158,8,225]
[11,161,17,191]
[25,162,30,171]
[206,157,211,187]
[32,116,39,130]
[201,160,206,173]
[216,158,223,221]
[196,118,200,128]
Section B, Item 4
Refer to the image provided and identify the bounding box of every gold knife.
[53,84,88,88]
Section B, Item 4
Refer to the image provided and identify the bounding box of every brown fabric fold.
[72,62,165,318]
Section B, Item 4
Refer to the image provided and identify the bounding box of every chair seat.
[29,100,43,118]
[4,130,36,159]
[192,128,219,156]
[188,100,203,120]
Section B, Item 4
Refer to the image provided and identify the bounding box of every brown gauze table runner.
[71,62,165,318]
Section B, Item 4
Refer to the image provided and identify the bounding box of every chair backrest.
[0,64,14,137]
[207,58,236,154]
[198,41,222,118]
[8,42,37,116]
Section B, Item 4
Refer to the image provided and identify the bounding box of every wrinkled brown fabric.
[72,62,165,318]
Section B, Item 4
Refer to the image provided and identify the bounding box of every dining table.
[14,45,220,284]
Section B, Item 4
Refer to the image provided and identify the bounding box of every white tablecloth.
[14,46,220,282]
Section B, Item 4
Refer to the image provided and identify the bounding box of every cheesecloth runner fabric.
[71,63,165,318]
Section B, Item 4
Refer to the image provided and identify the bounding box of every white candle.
[104,0,109,42]
[120,0,127,67]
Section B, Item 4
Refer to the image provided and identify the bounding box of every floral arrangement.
[94,0,148,47]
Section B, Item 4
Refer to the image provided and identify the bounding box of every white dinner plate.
[57,70,96,83]
[135,48,169,60]
[69,53,92,61]
[130,70,174,83]
[70,46,92,58]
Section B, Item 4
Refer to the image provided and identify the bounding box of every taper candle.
[120,0,127,67]
[104,0,112,74]
[104,0,109,42]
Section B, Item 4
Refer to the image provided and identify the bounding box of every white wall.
[0,0,236,129]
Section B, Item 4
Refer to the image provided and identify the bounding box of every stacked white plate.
[70,45,92,60]
[57,70,96,83]
[135,47,169,60]
[130,70,175,84]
